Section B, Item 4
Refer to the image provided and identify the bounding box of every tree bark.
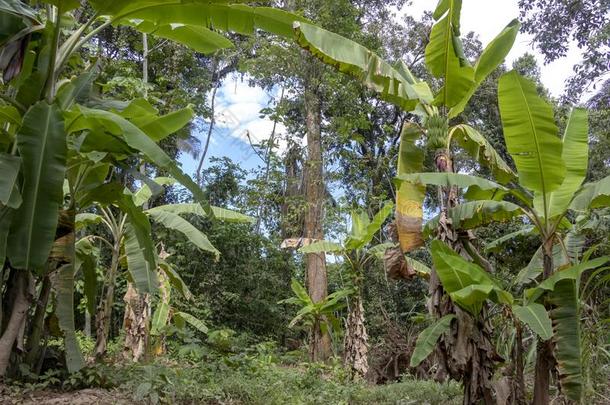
[94,240,120,359]
[533,249,554,405]
[303,86,331,362]
[0,270,32,376]
[428,122,498,404]
[343,294,369,379]
[122,283,151,362]
[24,275,52,370]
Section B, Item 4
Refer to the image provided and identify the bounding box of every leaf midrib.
[25,105,53,270]
[514,74,549,219]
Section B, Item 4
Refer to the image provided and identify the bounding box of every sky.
[180,0,582,177]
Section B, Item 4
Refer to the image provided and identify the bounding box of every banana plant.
[0,0,303,376]
[280,278,352,355]
[76,177,253,358]
[293,0,519,254]
[296,202,401,379]
[293,1,518,401]
[397,71,610,403]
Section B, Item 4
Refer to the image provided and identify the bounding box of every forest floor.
[1,387,134,405]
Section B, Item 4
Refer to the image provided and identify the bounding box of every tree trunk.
[343,294,369,379]
[94,240,120,359]
[0,270,32,376]
[24,275,52,370]
[428,117,498,404]
[122,283,151,362]
[533,250,554,405]
[303,86,331,362]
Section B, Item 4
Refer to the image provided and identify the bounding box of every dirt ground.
[0,387,134,404]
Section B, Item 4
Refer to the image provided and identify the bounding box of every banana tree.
[292,1,518,401]
[0,0,303,376]
[76,177,252,360]
[397,71,610,403]
[280,279,352,361]
[298,202,403,379]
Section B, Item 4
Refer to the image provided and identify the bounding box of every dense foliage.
[0,1,608,404]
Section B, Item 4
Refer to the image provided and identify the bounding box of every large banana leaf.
[396,124,426,252]
[512,303,552,341]
[448,124,516,184]
[68,107,211,215]
[120,99,194,142]
[82,183,159,294]
[395,172,507,201]
[0,153,21,208]
[133,177,175,207]
[430,240,495,314]
[134,21,233,55]
[485,225,535,253]
[293,22,432,111]
[8,102,66,271]
[75,238,98,316]
[410,314,455,367]
[425,0,474,107]
[146,203,254,223]
[449,19,520,117]
[175,311,208,334]
[54,264,85,373]
[146,209,220,260]
[93,1,308,38]
[569,175,610,212]
[498,71,565,216]
[345,202,393,250]
[526,256,610,302]
[547,108,589,218]
[159,261,192,300]
[548,279,582,401]
[425,200,523,236]
[299,240,344,254]
[124,220,158,295]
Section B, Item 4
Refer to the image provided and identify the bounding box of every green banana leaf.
[94,1,309,39]
[8,102,66,271]
[175,311,208,334]
[410,314,455,367]
[293,22,432,111]
[54,264,85,373]
[0,153,22,208]
[346,202,393,250]
[145,203,254,223]
[133,177,176,207]
[134,21,234,55]
[512,303,552,341]
[67,106,211,215]
[425,200,524,236]
[485,225,536,254]
[547,108,589,218]
[430,240,495,314]
[449,19,520,117]
[526,256,610,302]
[570,175,610,212]
[395,172,507,202]
[425,0,474,107]
[147,209,220,260]
[498,71,565,216]
[75,237,98,315]
[448,124,516,184]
